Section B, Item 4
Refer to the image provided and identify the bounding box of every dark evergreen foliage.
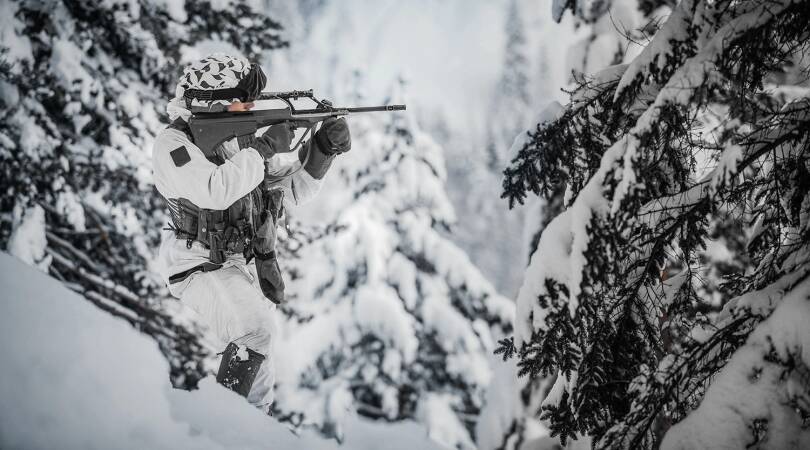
[500,0,810,447]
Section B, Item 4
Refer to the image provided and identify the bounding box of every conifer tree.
[486,0,531,170]
[0,0,286,388]
[447,0,535,295]
[498,0,810,448]
[273,78,514,449]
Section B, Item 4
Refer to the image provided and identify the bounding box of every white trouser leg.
[180,265,277,408]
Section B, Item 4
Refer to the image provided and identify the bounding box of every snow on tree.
[551,0,669,78]
[661,278,810,449]
[498,0,810,448]
[485,0,531,171]
[475,104,569,450]
[518,0,661,272]
[477,0,629,438]
[0,0,286,389]
[272,77,514,449]
[552,0,674,24]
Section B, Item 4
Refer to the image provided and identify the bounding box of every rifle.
[187,89,406,156]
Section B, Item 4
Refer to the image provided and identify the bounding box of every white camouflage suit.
[152,55,322,408]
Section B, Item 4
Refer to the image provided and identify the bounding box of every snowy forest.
[1,0,810,449]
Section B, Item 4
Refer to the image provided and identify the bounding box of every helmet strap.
[183,87,249,105]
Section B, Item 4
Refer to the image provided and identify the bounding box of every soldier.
[152,54,350,411]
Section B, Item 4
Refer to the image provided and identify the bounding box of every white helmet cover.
[174,53,253,113]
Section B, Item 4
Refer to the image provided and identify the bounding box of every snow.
[0,0,33,71]
[269,82,514,447]
[558,0,647,77]
[50,38,95,103]
[56,188,87,232]
[662,278,810,449]
[417,393,476,450]
[354,284,419,363]
[235,344,250,361]
[8,205,49,271]
[151,0,187,22]
[515,210,571,342]
[507,1,810,446]
[423,293,491,386]
[551,0,568,22]
[118,89,142,118]
[15,109,52,161]
[265,0,583,296]
[0,251,446,450]
[1,1,652,447]
[614,0,692,101]
[514,134,619,339]
[0,130,14,149]
[266,0,505,141]
[179,39,246,65]
[515,0,807,332]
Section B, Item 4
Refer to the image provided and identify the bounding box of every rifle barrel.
[346,105,406,113]
[290,105,407,116]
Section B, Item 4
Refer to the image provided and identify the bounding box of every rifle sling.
[169,261,223,284]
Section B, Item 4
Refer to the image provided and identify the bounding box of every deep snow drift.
[0,252,443,450]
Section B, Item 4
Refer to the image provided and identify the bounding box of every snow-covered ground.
[0,252,444,450]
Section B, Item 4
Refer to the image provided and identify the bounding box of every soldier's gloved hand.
[260,123,295,156]
[315,117,351,155]
[236,134,259,152]
[255,251,285,304]
[236,132,278,159]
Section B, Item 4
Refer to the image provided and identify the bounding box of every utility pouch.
[252,188,283,256]
[177,199,199,237]
[255,251,285,304]
[251,187,286,303]
[265,188,285,223]
[209,229,226,264]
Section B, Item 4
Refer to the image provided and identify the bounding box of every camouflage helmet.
[174,53,267,113]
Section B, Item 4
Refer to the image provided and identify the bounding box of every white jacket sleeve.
[264,152,324,205]
[152,128,264,209]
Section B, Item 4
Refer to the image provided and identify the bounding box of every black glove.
[314,117,351,155]
[255,251,285,304]
[299,139,334,180]
[248,123,294,159]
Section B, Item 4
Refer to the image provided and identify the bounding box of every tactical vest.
[163,119,269,268]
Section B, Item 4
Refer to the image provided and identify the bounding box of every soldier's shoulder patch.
[170,146,191,167]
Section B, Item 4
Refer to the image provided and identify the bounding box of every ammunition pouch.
[165,190,264,264]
